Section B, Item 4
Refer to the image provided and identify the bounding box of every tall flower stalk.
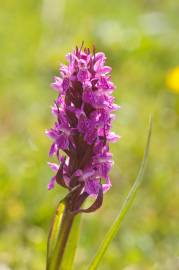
[46,44,119,269]
[45,44,152,270]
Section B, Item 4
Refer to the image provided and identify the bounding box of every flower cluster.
[46,45,119,211]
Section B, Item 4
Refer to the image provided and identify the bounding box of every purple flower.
[46,44,119,212]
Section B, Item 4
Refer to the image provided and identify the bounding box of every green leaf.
[46,199,66,269]
[60,213,81,270]
[88,116,152,270]
[46,198,81,270]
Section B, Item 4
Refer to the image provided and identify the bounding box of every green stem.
[47,204,75,270]
[46,185,84,270]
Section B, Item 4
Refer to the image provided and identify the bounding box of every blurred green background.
[0,0,179,269]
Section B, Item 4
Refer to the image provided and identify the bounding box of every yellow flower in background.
[166,66,179,93]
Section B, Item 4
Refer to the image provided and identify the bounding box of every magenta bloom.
[46,45,119,212]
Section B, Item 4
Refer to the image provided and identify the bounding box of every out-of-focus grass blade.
[46,198,81,270]
[88,117,152,270]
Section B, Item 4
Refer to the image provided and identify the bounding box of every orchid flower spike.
[46,44,120,213]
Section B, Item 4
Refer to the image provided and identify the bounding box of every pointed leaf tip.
[88,116,152,270]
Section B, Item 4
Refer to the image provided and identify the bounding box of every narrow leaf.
[46,196,81,270]
[60,214,81,270]
[88,116,152,270]
[46,199,66,269]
